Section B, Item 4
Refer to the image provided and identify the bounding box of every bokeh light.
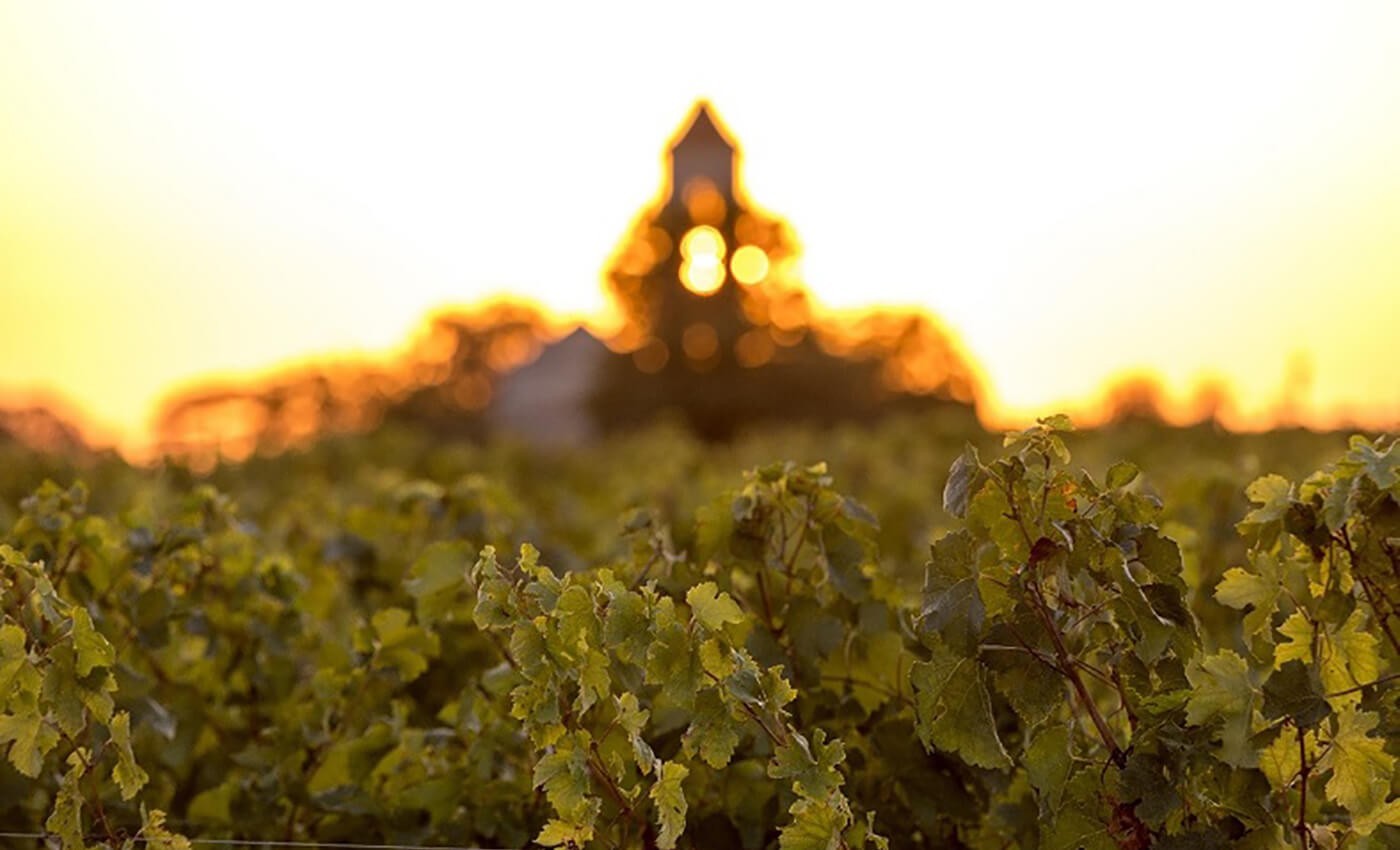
[682,322,719,363]
[730,245,769,285]
[680,226,727,295]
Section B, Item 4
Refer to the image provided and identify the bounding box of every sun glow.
[3,4,1400,453]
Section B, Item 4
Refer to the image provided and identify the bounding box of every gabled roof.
[669,100,737,153]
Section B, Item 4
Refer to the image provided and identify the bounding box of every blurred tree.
[382,302,551,438]
[155,301,553,463]
[0,405,89,455]
[1101,373,1167,423]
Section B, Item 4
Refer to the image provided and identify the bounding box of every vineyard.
[0,413,1395,849]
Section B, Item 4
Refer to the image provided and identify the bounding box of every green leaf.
[576,649,611,716]
[1141,582,1192,628]
[1237,474,1292,539]
[404,541,470,626]
[138,810,192,850]
[686,582,745,632]
[786,598,845,660]
[45,752,86,850]
[920,530,985,654]
[603,590,652,666]
[646,619,700,709]
[1106,461,1139,490]
[471,546,514,629]
[188,779,238,824]
[1116,750,1182,828]
[1276,609,1381,709]
[1041,807,1117,850]
[510,622,549,679]
[369,607,440,683]
[615,693,650,738]
[1215,555,1284,637]
[943,445,981,519]
[70,606,114,676]
[536,819,594,847]
[966,483,1027,563]
[110,711,149,800]
[555,585,601,659]
[1349,436,1399,490]
[828,631,907,715]
[993,658,1063,727]
[41,644,86,736]
[684,690,739,770]
[1257,728,1305,794]
[820,525,870,602]
[0,706,60,777]
[1185,650,1256,768]
[0,624,32,700]
[1261,661,1330,729]
[1134,529,1185,581]
[533,741,595,821]
[1321,708,1397,835]
[650,761,689,849]
[839,496,878,527]
[1025,724,1072,814]
[779,797,847,850]
[770,729,846,800]
[911,641,1012,770]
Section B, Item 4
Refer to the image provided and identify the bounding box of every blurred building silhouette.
[152,102,979,461]
[586,101,977,439]
[486,326,606,445]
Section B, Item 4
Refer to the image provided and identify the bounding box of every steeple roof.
[670,101,737,152]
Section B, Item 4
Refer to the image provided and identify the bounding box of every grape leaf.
[779,797,847,850]
[770,729,846,800]
[604,590,652,666]
[943,445,981,519]
[1185,650,1256,768]
[45,753,86,850]
[684,690,739,770]
[911,641,1012,770]
[1106,461,1139,490]
[1215,552,1285,637]
[533,742,595,821]
[686,582,745,632]
[1257,729,1304,794]
[536,818,594,847]
[1261,661,1330,729]
[404,541,470,626]
[138,809,192,850]
[1025,724,1072,814]
[110,711,149,800]
[70,607,114,676]
[0,706,60,777]
[921,530,985,654]
[650,761,689,849]
[1321,708,1397,835]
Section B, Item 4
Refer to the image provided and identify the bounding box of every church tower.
[667,101,738,211]
[603,101,802,366]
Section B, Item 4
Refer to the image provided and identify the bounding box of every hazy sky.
[3,2,1399,450]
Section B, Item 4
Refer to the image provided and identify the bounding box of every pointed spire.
[670,100,737,153]
[667,100,739,206]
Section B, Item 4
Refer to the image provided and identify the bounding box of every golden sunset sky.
[3,3,1399,451]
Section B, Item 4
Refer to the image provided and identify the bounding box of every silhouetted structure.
[152,102,982,461]
[486,327,607,445]
[591,101,977,439]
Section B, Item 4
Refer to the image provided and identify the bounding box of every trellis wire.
[0,834,514,850]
